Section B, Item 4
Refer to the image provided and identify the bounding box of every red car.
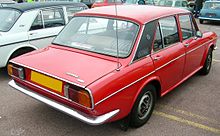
[8,5,217,128]
[91,0,122,8]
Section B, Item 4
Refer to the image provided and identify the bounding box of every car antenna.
[114,0,120,71]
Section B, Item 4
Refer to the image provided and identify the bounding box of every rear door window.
[42,8,65,28]
[179,14,194,40]
[30,8,65,31]
[159,16,180,47]
[30,11,43,31]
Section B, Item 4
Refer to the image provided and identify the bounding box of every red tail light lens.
[8,64,25,79]
[64,84,92,108]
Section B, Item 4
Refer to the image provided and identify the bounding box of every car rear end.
[8,61,119,125]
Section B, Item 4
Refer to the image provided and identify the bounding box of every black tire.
[200,48,213,75]
[199,19,204,24]
[130,84,156,128]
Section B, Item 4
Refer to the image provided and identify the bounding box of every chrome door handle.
[29,32,37,35]
[184,43,190,47]
[154,56,162,61]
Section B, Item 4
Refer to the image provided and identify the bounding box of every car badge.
[66,72,79,78]
[77,79,85,83]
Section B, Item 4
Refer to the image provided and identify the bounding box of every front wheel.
[130,85,156,128]
[200,48,213,75]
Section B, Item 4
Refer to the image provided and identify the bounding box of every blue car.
[199,1,220,24]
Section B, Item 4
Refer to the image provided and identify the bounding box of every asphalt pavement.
[0,20,219,136]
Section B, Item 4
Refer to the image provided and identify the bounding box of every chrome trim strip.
[186,43,204,54]
[9,80,119,125]
[155,53,185,71]
[85,88,95,111]
[10,60,86,88]
[186,38,217,55]
[95,70,156,106]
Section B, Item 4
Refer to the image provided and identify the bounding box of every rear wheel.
[200,48,213,75]
[130,85,156,128]
[199,19,204,24]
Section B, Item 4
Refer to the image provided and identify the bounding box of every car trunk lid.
[11,46,119,88]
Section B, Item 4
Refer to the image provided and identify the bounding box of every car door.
[179,14,205,77]
[28,8,66,49]
[151,16,185,95]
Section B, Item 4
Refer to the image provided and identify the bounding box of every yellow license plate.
[30,71,63,93]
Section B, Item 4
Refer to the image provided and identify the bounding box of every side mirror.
[196,31,203,38]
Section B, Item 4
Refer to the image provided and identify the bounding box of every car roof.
[2,2,87,12]
[75,5,189,24]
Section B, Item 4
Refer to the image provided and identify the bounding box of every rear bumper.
[8,80,119,125]
[198,17,220,21]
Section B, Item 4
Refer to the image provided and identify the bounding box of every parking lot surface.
[0,20,219,136]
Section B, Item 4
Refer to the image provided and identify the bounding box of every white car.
[0,0,16,7]
[0,2,88,68]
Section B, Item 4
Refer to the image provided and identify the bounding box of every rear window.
[53,16,139,58]
[204,2,220,9]
[0,9,21,32]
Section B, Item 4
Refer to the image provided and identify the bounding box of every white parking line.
[154,111,220,135]
[213,59,220,63]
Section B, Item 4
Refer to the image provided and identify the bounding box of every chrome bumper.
[198,17,220,21]
[8,80,119,125]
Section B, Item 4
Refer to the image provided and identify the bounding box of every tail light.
[7,64,25,79]
[64,84,92,108]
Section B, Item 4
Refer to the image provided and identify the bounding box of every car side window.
[30,12,43,31]
[159,16,180,47]
[153,23,163,52]
[42,8,65,28]
[175,1,181,7]
[134,21,157,61]
[179,14,194,40]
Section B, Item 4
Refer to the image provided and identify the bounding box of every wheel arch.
[6,44,37,65]
[201,43,215,66]
[130,76,162,111]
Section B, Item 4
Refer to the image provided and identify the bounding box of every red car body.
[91,0,122,8]
[8,5,217,126]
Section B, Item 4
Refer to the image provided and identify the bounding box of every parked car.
[0,2,88,68]
[81,0,96,8]
[91,0,122,8]
[8,5,217,129]
[125,0,156,5]
[199,1,220,24]
[157,0,194,12]
[0,0,16,7]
